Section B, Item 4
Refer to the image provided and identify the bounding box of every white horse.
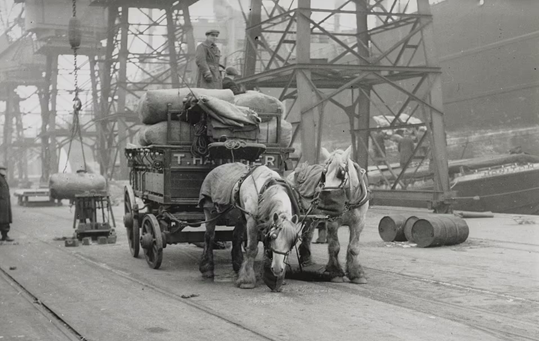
[287,146,369,284]
[199,164,300,291]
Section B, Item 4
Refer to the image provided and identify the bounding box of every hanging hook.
[73,97,82,111]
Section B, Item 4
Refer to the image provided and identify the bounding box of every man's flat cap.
[205,29,220,36]
[225,66,241,76]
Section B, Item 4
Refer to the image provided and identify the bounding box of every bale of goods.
[258,118,293,147]
[138,120,191,146]
[233,91,285,123]
[138,88,235,124]
[132,130,144,147]
[411,215,469,248]
[378,215,408,242]
[199,96,260,127]
[49,172,107,200]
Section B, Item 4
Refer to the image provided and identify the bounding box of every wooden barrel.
[412,215,470,248]
[403,215,421,243]
[378,215,408,242]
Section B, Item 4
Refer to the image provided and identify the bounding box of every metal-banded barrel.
[412,215,469,248]
[378,215,408,242]
[403,215,423,243]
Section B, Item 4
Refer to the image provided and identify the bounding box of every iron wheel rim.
[141,214,163,269]
[124,186,140,257]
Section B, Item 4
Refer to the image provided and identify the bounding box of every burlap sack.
[258,118,293,147]
[138,121,191,146]
[138,88,235,124]
[233,91,285,116]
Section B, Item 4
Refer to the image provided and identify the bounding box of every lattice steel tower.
[89,0,198,179]
[240,0,452,211]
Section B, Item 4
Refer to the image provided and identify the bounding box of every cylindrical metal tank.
[412,216,470,248]
[49,172,107,200]
[378,215,408,242]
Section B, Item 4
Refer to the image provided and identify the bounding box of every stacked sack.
[234,91,292,147]
[132,88,292,147]
[134,88,235,146]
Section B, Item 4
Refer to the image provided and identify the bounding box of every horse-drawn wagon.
[123,89,294,270]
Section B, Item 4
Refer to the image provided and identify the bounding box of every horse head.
[320,145,356,191]
[266,212,300,277]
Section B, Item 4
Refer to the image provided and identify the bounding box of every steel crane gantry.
[239,0,452,212]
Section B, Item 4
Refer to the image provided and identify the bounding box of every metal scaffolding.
[90,0,198,179]
[239,0,452,211]
[0,36,45,184]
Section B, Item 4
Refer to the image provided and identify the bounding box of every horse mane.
[258,182,288,221]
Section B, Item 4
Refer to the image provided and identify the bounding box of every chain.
[72,0,79,99]
[73,50,78,98]
[63,0,86,173]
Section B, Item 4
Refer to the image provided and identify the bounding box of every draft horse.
[287,146,369,284]
[199,163,301,290]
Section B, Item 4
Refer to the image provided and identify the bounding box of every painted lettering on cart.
[172,153,276,167]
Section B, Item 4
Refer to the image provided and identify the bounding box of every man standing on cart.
[195,29,222,89]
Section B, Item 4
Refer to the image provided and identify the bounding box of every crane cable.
[63,0,87,173]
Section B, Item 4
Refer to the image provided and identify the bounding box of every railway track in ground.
[65,241,539,341]
[4,206,538,340]
[0,227,283,341]
[0,266,86,341]
[300,251,539,341]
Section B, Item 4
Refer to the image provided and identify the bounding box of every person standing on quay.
[0,165,13,242]
[195,29,222,89]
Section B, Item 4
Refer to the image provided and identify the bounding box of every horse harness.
[297,157,370,222]
[230,166,301,255]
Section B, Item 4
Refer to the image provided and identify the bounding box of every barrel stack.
[378,214,469,247]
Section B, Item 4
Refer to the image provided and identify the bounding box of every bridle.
[264,216,299,257]
[320,155,350,191]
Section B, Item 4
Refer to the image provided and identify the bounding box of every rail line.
[74,244,539,341]
[8,225,279,341]
[8,208,539,341]
[0,265,87,341]
[304,253,539,341]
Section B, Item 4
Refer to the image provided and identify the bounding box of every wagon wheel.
[124,185,140,258]
[140,214,163,269]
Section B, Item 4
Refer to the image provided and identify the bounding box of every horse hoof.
[239,283,256,289]
[331,276,344,283]
[351,277,368,284]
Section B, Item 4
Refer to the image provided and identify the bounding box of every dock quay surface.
[1,199,538,341]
